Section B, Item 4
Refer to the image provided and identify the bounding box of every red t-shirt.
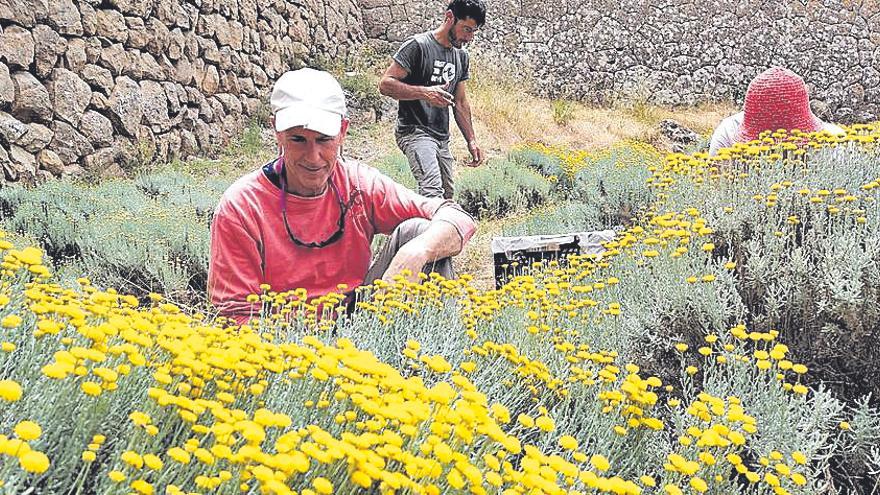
[208,158,476,323]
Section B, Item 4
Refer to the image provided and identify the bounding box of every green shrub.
[0,172,223,302]
[455,159,553,218]
[501,202,604,237]
[370,153,417,191]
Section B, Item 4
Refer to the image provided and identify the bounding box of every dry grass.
[458,62,736,160]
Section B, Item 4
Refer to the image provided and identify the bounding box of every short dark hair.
[447,0,487,27]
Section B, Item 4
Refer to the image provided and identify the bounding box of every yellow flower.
[14,421,42,441]
[590,454,610,471]
[0,380,23,402]
[1,314,22,328]
[143,454,163,471]
[81,382,102,397]
[792,451,807,465]
[108,470,126,482]
[689,477,708,492]
[130,479,154,495]
[312,477,333,495]
[663,484,682,495]
[839,421,851,430]
[19,450,50,474]
[82,451,96,462]
[535,416,555,432]
[559,435,578,451]
[517,414,534,428]
[675,343,688,352]
[167,447,191,464]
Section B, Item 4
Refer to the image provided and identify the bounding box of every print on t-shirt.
[432,60,457,85]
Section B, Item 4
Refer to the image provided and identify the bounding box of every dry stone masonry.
[4,0,878,184]
[363,0,880,124]
[0,0,365,183]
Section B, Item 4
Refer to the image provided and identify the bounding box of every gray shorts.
[396,130,455,199]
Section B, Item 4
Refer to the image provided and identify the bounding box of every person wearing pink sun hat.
[708,67,845,156]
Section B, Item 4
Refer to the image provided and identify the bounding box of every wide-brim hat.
[735,67,823,143]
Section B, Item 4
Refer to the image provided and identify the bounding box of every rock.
[48,68,91,126]
[79,110,113,147]
[172,57,194,85]
[50,120,94,163]
[100,44,130,76]
[107,76,143,136]
[140,80,170,132]
[179,128,197,155]
[11,72,52,123]
[659,119,700,152]
[81,64,114,94]
[9,145,37,173]
[237,76,255,97]
[216,20,244,50]
[32,24,67,78]
[167,28,185,60]
[95,9,128,43]
[46,0,83,36]
[219,70,239,93]
[214,93,242,115]
[90,92,109,111]
[108,0,153,18]
[0,63,13,107]
[0,26,35,69]
[198,64,220,95]
[61,163,85,178]
[146,18,171,55]
[0,110,27,145]
[0,0,49,28]
[37,148,64,175]
[79,3,97,36]
[64,38,88,72]
[811,100,833,122]
[0,146,16,182]
[84,37,102,64]
[124,50,163,80]
[126,17,150,49]
[83,147,122,177]
[19,122,53,153]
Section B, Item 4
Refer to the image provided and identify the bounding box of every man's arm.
[381,220,463,283]
[208,208,264,324]
[378,60,455,107]
[452,81,483,166]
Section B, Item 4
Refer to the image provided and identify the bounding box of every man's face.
[449,16,479,48]
[275,121,348,196]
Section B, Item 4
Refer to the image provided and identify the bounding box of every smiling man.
[208,68,476,324]
[379,0,487,200]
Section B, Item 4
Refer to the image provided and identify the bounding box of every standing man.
[379,0,487,199]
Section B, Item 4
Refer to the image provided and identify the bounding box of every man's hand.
[466,141,483,167]
[422,85,455,108]
[382,241,429,284]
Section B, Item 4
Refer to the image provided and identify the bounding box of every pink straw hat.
[735,67,823,143]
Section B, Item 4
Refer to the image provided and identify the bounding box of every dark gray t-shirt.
[393,32,470,141]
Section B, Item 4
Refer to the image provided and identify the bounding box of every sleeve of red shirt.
[360,165,477,250]
[208,205,263,325]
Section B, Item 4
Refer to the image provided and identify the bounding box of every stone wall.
[362,0,880,123]
[0,0,365,183]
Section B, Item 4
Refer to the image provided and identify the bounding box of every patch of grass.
[551,98,576,126]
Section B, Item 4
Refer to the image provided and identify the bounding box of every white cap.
[270,68,347,136]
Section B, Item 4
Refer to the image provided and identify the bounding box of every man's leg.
[363,218,454,284]
[397,131,445,198]
[438,139,455,200]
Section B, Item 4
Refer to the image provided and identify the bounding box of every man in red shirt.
[208,68,477,324]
